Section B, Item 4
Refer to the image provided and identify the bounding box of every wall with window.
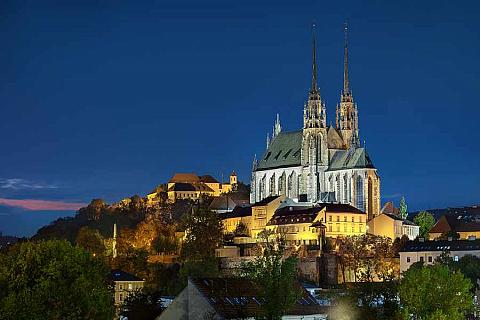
[399,250,480,274]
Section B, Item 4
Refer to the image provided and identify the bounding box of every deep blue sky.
[1,0,479,236]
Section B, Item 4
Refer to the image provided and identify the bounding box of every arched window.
[356,176,364,211]
[368,178,374,218]
[336,175,341,202]
[269,174,276,196]
[287,172,297,198]
[278,172,286,196]
[343,175,349,203]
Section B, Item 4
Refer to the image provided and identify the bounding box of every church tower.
[301,26,329,202]
[336,24,359,148]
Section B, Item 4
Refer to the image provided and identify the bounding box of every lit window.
[454,256,459,262]
[128,283,133,290]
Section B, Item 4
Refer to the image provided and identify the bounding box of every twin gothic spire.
[310,23,351,99]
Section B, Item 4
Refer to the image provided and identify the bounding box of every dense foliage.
[413,211,435,238]
[398,264,473,320]
[120,291,164,320]
[242,232,301,320]
[0,240,114,320]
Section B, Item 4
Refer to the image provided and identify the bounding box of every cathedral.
[250,27,381,220]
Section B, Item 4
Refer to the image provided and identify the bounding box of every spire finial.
[343,22,350,95]
[311,23,318,93]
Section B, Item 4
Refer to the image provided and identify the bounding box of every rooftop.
[400,239,480,253]
[191,278,326,318]
[110,269,144,282]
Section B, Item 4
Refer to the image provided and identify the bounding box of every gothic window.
[278,172,286,196]
[356,176,364,211]
[309,137,316,164]
[269,174,275,196]
[336,175,341,202]
[287,172,297,198]
[368,178,374,218]
[343,175,349,203]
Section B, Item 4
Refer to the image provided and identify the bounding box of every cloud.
[0,178,58,190]
[0,198,86,211]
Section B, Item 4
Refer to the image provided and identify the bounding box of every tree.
[242,233,301,319]
[234,221,249,237]
[76,226,106,256]
[413,211,435,238]
[399,197,408,220]
[120,290,164,320]
[398,264,473,320]
[181,204,223,260]
[0,240,114,319]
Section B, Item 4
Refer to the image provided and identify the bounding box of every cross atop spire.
[343,22,350,95]
[310,23,319,93]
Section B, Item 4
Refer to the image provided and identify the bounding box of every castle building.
[165,172,237,202]
[250,26,381,220]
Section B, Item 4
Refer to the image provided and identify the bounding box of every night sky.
[1,0,479,236]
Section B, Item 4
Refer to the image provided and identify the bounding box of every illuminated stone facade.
[250,27,380,220]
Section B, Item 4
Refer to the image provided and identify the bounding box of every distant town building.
[157,278,327,320]
[110,269,145,307]
[367,213,419,240]
[220,206,253,235]
[250,195,286,238]
[399,239,480,273]
[429,213,480,240]
[250,26,381,220]
[209,194,249,214]
[164,172,237,202]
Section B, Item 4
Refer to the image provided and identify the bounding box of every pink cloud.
[0,198,87,211]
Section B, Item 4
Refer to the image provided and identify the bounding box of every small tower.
[273,114,282,138]
[229,170,238,186]
[336,23,359,147]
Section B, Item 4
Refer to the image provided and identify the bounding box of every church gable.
[256,131,302,171]
[327,126,345,149]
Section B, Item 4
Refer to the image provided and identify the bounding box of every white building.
[399,239,480,273]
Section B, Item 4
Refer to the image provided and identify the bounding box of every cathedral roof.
[327,126,344,149]
[327,147,375,171]
[256,131,302,171]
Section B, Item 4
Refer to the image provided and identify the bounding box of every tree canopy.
[0,240,114,320]
[399,197,408,220]
[398,264,473,320]
[242,232,301,320]
[413,211,435,238]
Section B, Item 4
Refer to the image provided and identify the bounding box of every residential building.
[429,213,480,240]
[209,195,249,214]
[399,239,480,273]
[157,278,328,320]
[220,205,253,235]
[110,269,145,307]
[250,26,381,220]
[266,202,367,246]
[250,195,285,238]
[367,213,419,240]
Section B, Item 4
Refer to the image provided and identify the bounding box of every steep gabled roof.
[251,195,282,207]
[328,147,375,171]
[169,173,200,183]
[200,175,219,183]
[327,126,344,149]
[256,131,302,171]
[220,206,253,219]
[430,214,480,234]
